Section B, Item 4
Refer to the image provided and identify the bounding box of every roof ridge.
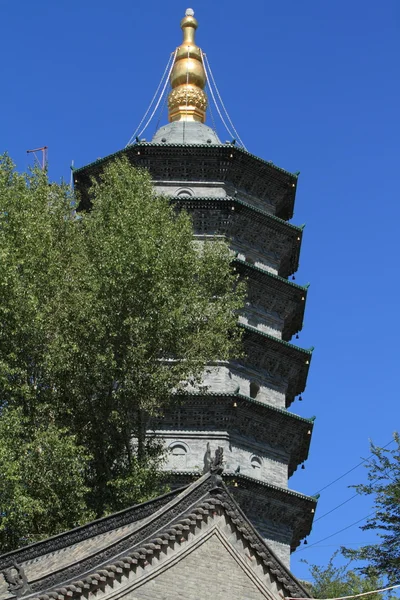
[216,484,311,597]
[0,487,184,567]
[32,489,310,600]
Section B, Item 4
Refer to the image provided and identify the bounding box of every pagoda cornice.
[171,196,302,278]
[239,323,313,406]
[153,392,314,475]
[74,142,298,219]
[170,196,303,232]
[233,258,309,291]
[165,471,316,551]
[234,258,308,340]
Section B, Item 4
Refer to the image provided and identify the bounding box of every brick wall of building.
[131,534,268,600]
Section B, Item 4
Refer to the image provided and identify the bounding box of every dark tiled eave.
[171,195,303,278]
[170,196,303,232]
[0,487,184,569]
[74,143,298,220]
[174,391,314,424]
[234,259,307,340]
[233,258,309,292]
[167,471,316,551]
[239,323,313,407]
[240,322,313,356]
[73,142,297,180]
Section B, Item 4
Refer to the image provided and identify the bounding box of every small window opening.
[170,443,187,469]
[251,456,262,470]
[177,189,193,197]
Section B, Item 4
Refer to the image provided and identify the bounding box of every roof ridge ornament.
[204,445,224,488]
[2,562,31,597]
[168,9,208,123]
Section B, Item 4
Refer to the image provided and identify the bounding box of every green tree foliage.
[0,406,93,553]
[303,553,392,600]
[0,155,246,547]
[342,434,400,583]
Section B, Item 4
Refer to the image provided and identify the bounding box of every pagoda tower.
[74,9,316,567]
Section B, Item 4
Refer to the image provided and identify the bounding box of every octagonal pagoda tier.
[170,196,304,278]
[75,139,298,220]
[150,392,314,479]
[233,259,308,341]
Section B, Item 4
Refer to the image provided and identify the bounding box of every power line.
[314,493,359,523]
[293,542,376,549]
[288,583,400,600]
[313,439,395,495]
[293,512,375,554]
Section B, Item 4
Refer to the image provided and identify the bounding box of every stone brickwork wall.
[159,431,288,488]
[201,365,287,408]
[130,534,268,600]
[154,181,227,198]
[160,433,288,488]
[239,311,283,339]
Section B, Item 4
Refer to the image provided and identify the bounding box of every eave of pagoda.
[165,472,316,551]
[151,392,314,475]
[233,258,308,340]
[239,323,313,407]
[74,142,298,220]
[170,196,303,278]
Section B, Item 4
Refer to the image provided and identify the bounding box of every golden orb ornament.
[168,9,208,123]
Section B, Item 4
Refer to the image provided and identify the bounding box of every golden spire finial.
[168,8,207,123]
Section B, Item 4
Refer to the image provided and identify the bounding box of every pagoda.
[73,9,316,567]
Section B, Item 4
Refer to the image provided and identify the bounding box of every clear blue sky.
[1,0,399,582]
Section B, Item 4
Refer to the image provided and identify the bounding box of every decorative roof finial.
[168,9,207,123]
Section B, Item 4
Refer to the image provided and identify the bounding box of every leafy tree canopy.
[303,553,395,600]
[0,155,246,549]
[0,406,93,553]
[342,433,400,583]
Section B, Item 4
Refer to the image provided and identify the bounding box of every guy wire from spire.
[137,49,177,140]
[126,50,176,146]
[201,49,235,141]
[203,52,247,149]
[153,79,170,136]
[206,81,218,136]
